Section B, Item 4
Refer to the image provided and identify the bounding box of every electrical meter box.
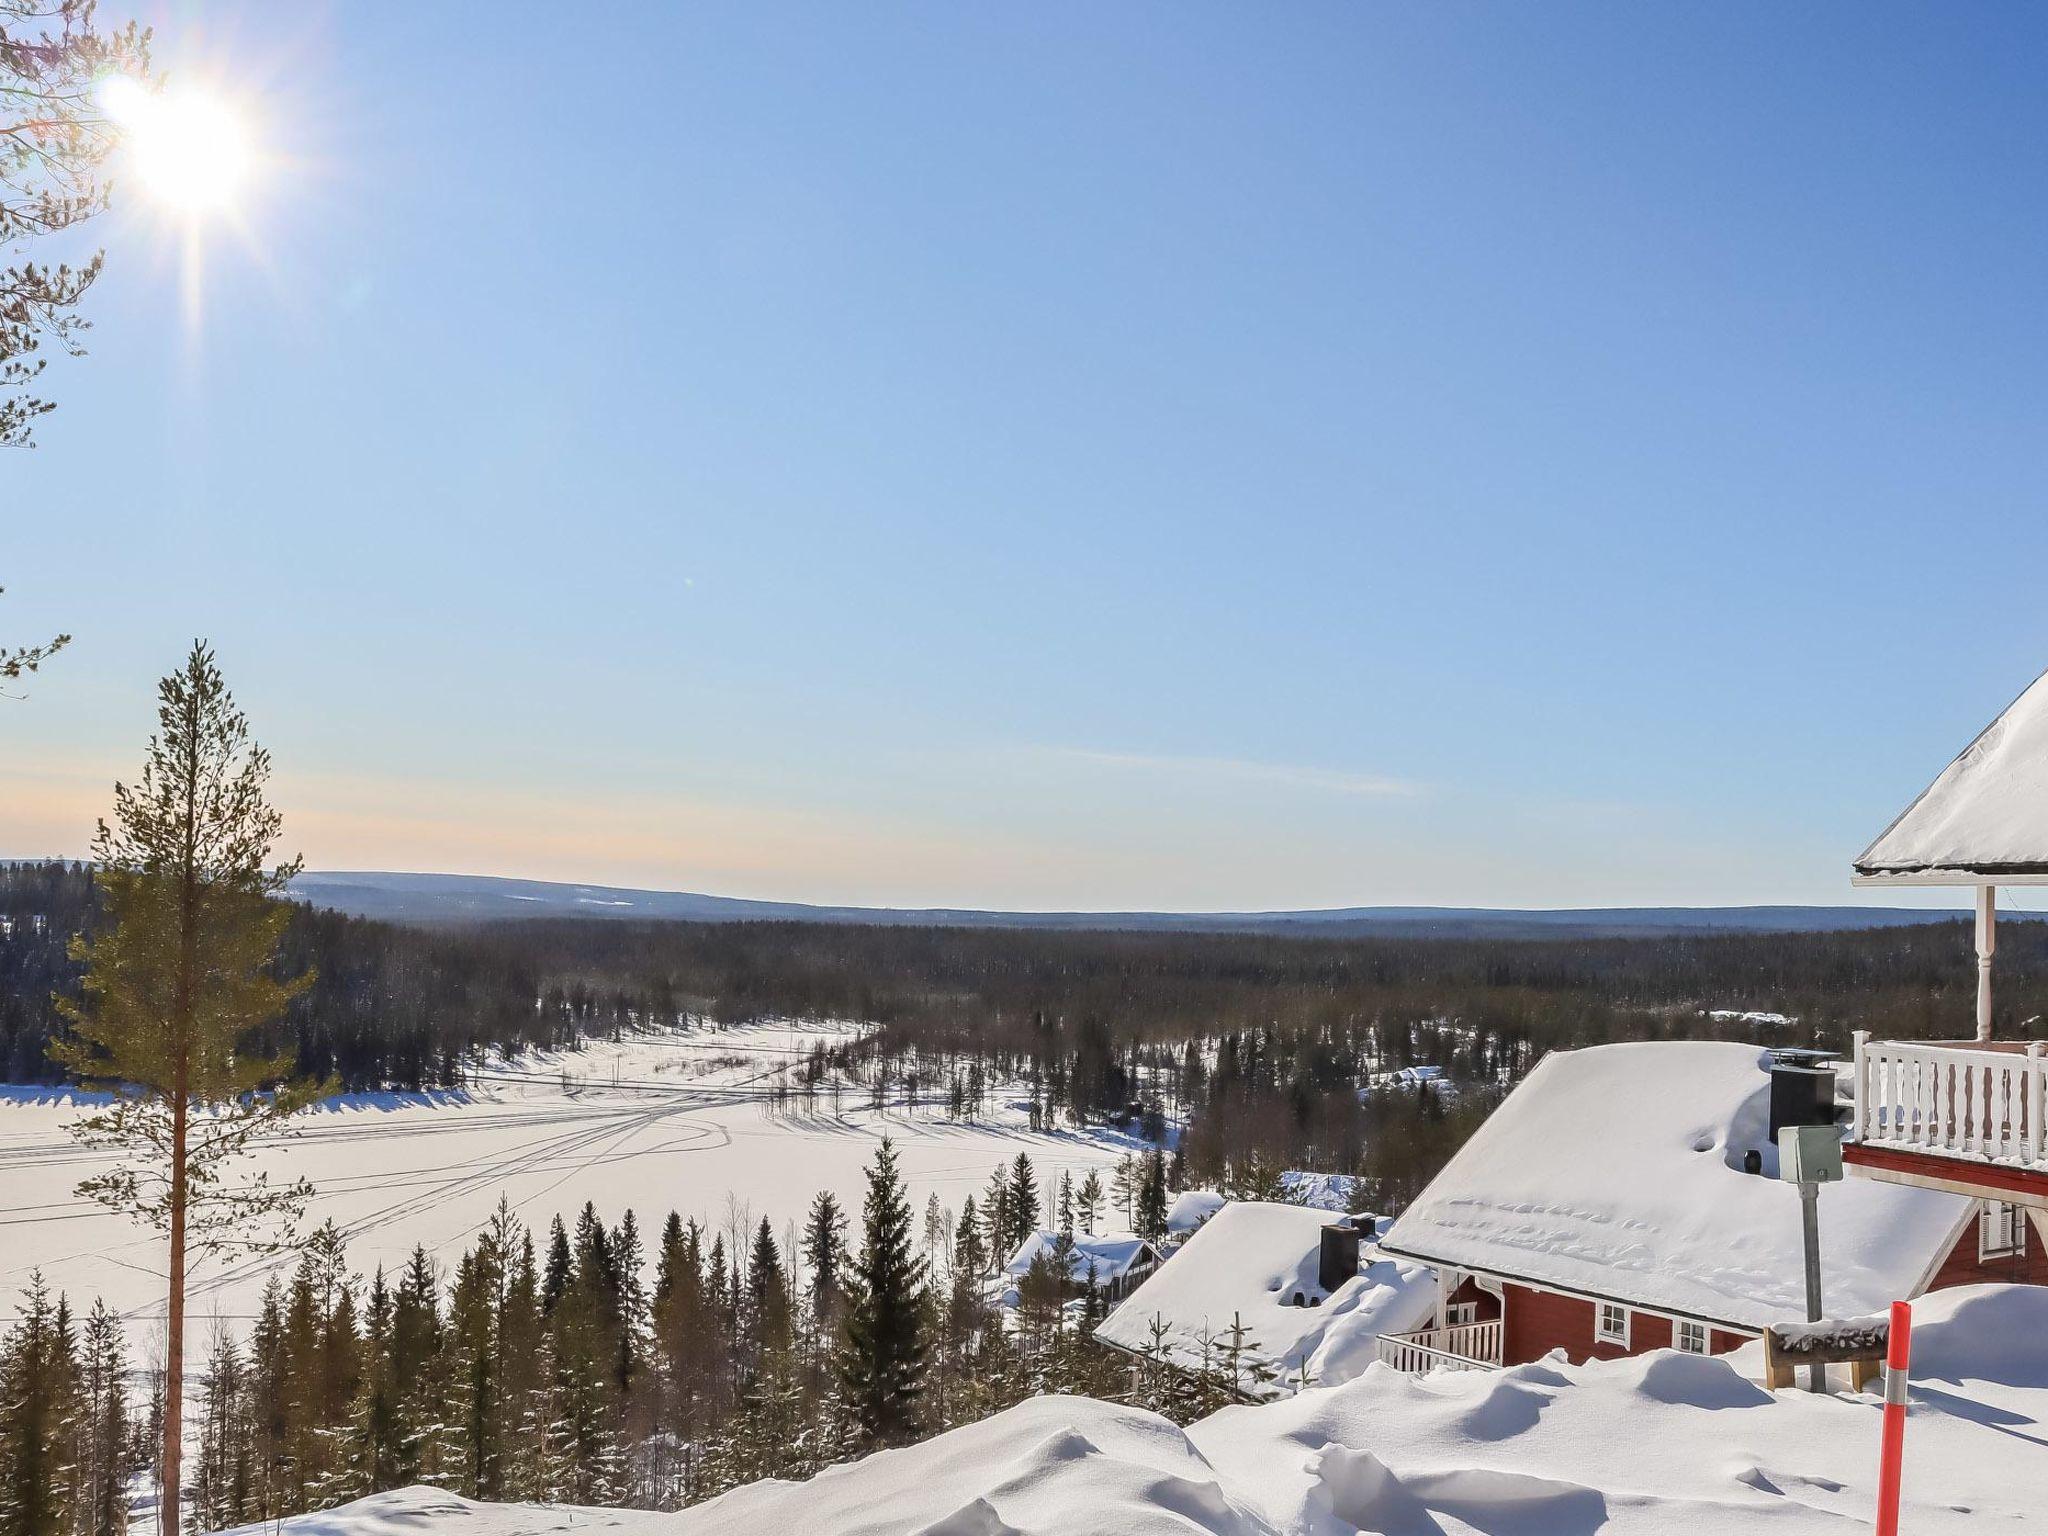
[1777,1123,1844,1185]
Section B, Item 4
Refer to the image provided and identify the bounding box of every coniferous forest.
[6,859,2048,1529]
[1,1139,1241,1532]
[7,858,2044,1206]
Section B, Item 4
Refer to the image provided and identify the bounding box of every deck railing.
[1851,1031,2047,1168]
[1374,1318,1503,1374]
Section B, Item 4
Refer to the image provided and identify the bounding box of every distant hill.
[288,870,1987,938]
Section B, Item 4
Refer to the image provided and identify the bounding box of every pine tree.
[0,1,150,449]
[51,646,320,1536]
[836,1138,929,1448]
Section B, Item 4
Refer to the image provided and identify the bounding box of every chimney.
[1767,1051,1836,1142]
[1318,1222,1361,1293]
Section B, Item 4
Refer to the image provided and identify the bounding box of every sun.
[99,75,254,214]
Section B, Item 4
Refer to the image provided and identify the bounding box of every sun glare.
[99,74,253,214]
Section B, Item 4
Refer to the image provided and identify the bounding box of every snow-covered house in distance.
[1377,1040,2040,1370]
[1001,1230,1161,1307]
[1844,665,2048,1224]
[1093,1201,1437,1397]
[1164,1189,1226,1246]
[1163,1174,1357,1251]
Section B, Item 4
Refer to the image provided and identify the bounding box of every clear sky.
[6,3,2047,912]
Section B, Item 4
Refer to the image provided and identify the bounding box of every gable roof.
[1379,1041,1973,1330]
[1166,1189,1227,1236]
[1094,1201,1437,1396]
[1005,1230,1157,1285]
[1855,666,2048,883]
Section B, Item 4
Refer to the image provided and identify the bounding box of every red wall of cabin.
[1499,1283,1746,1366]
[1494,1209,2046,1367]
[1926,1213,2047,1290]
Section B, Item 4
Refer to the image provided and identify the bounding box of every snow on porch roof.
[1379,1041,1972,1330]
[1855,666,2048,884]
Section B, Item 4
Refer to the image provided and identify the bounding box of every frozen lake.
[0,1021,1147,1327]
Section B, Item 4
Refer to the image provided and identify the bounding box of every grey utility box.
[1777,1123,1844,1185]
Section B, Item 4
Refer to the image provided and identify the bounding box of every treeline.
[0,1141,1238,1533]
[12,859,2047,1203]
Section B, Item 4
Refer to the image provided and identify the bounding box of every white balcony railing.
[1851,1031,2048,1169]
[1375,1318,1503,1374]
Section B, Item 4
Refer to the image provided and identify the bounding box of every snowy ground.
[221,1283,2048,1534]
[0,1022,1148,1325]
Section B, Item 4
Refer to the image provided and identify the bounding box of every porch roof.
[1855,666,2048,884]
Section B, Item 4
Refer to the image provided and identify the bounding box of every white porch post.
[1436,1267,1456,1331]
[1975,885,1997,1043]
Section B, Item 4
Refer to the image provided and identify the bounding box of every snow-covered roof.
[1095,1201,1437,1395]
[1005,1229,1157,1285]
[1381,1041,1974,1329]
[1278,1171,1359,1213]
[1166,1188,1226,1235]
[1855,666,2048,883]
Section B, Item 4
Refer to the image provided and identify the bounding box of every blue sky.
[6,3,2047,911]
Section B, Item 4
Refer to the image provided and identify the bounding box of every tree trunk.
[164,679,201,1536]
[164,1097,188,1536]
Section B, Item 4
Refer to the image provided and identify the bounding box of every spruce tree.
[1006,1153,1040,1256]
[799,1192,847,1343]
[978,1165,1010,1272]
[836,1138,928,1448]
[343,1269,400,1498]
[73,1303,126,1536]
[1137,1149,1170,1242]
[193,1323,247,1531]
[1075,1170,1103,1236]
[0,1276,79,1536]
[52,645,320,1536]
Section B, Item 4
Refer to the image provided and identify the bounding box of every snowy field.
[0,1022,1148,1325]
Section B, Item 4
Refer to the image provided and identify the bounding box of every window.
[1595,1303,1631,1348]
[1675,1319,1708,1355]
[1448,1301,1479,1327]
[1980,1201,2027,1260]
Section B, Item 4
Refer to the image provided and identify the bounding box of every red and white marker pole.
[1875,1299,1913,1536]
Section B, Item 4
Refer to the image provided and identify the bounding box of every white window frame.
[1447,1301,1479,1327]
[1595,1302,1631,1348]
[1980,1200,2027,1260]
[1675,1319,1708,1355]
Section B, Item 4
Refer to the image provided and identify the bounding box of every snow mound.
[1191,1302,2048,1533]
[215,1489,670,1536]
[1907,1281,2048,1386]
[237,1286,2048,1536]
[674,1395,1271,1536]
